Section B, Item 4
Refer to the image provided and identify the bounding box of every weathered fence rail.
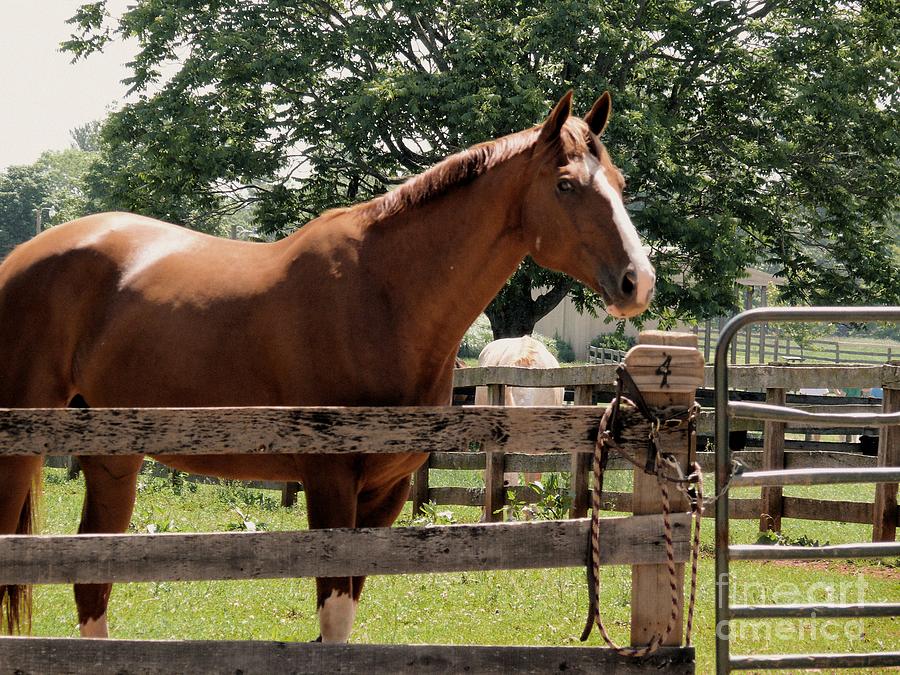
[52,362,894,530]
[0,400,699,670]
[82,363,899,530]
[0,638,694,674]
[0,513,692,585]
[410,362,899,537]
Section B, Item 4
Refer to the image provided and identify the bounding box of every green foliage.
[458,314,494,359]
[528,473,573,520]
[768,284,833,350]
[405,501,458,527]
[529,332,559,359]
[553,332,576,363]
[0,164,49,257]
[69,121,102,153]
[215,480,281,512]
[590,329,636,352]
[224,507,268,532]
[136,467,198,497]
[0,146,97,257]
[756,530,829,548]
[64,0,900,327]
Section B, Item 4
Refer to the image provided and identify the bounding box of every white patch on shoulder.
[317,590,357,643]
[79,613,108,638]
[119,236,195,289]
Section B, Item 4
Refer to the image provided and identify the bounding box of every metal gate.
[714,306,900,673]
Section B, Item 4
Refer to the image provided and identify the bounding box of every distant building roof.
[737,268,785,287]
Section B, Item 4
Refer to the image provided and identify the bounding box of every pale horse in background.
[474,335,565,488]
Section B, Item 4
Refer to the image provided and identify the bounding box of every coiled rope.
[580,368,704,655]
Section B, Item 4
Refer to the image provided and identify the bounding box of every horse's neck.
[360,154,531,361]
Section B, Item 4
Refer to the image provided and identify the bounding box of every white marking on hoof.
[79,613,108,638]
[317,590,357,643]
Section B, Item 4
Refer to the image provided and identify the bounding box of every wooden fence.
[0,368,699,672]
[587,345,627,364]
[695,320,897,365]
[423,362,900,539]
[73,362,898,536]
[99,363,900,535]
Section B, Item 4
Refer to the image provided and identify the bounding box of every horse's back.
[474,336,563,406]
[0,213,283,407]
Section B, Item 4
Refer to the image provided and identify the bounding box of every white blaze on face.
[79,613,108,638]
[318,590,357,643]
[591,166,655,317]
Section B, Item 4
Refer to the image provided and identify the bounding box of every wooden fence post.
[65,456,81,480]
[570,384,594,519]
[484,384,507,522]
[760,387,786,532]
[743,288,753,364]
[873,387,899,541]
[758,287,768,363]
[628,331,704,648]
[281,482,300,508]
[704,320,712,363]
[412,459,431,515]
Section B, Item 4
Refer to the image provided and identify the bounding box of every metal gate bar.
[729,603,900,619]
[731,467,900,487]
[729,401,900,426]
[730,541,900,560]
[714,306,900,674]
[729,651,900,671]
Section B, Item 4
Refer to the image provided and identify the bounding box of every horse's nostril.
[621,268,637,297]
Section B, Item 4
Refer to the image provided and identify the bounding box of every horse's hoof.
[312,635,322,643]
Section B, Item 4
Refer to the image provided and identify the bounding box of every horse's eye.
[557,179,574,193]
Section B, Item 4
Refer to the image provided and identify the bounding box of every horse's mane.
[336,127,541,225]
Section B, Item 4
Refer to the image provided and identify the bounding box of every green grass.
[698,331,898,366]
[29,467,900,673]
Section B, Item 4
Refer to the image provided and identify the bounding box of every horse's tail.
[1,473,39,634]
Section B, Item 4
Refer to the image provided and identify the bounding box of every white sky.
[0,0,148,171]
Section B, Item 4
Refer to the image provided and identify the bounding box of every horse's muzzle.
[603,262,655,318]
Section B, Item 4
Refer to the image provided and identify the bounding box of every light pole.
[34,205,55,237]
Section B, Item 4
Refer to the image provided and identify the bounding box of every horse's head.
[521,91,655,318]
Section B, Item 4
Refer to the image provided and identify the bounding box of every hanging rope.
[580,367,704,656]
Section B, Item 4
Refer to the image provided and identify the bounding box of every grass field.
[697,331,898,366]
[28,465,900,673]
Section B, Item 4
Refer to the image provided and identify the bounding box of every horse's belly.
[153,451,428,488]
[151,454,300,482]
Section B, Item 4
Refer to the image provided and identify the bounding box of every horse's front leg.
[350,476,412,606]
[303,465,359,643]
[74,455,144,638]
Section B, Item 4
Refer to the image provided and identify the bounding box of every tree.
[70,120,102,152]
[0,145,97,258]
[64,0,900,336]
[0,165,50,258]
[36,148,97,224]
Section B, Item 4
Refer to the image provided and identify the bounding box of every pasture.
[31,464,900,674]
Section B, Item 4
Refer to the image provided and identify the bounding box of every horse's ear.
[584,91,612,136]
[538,90,573,144]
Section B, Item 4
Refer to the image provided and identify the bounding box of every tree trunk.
[484,268,573,339]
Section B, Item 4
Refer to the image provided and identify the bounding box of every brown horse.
[0,91,654,642]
